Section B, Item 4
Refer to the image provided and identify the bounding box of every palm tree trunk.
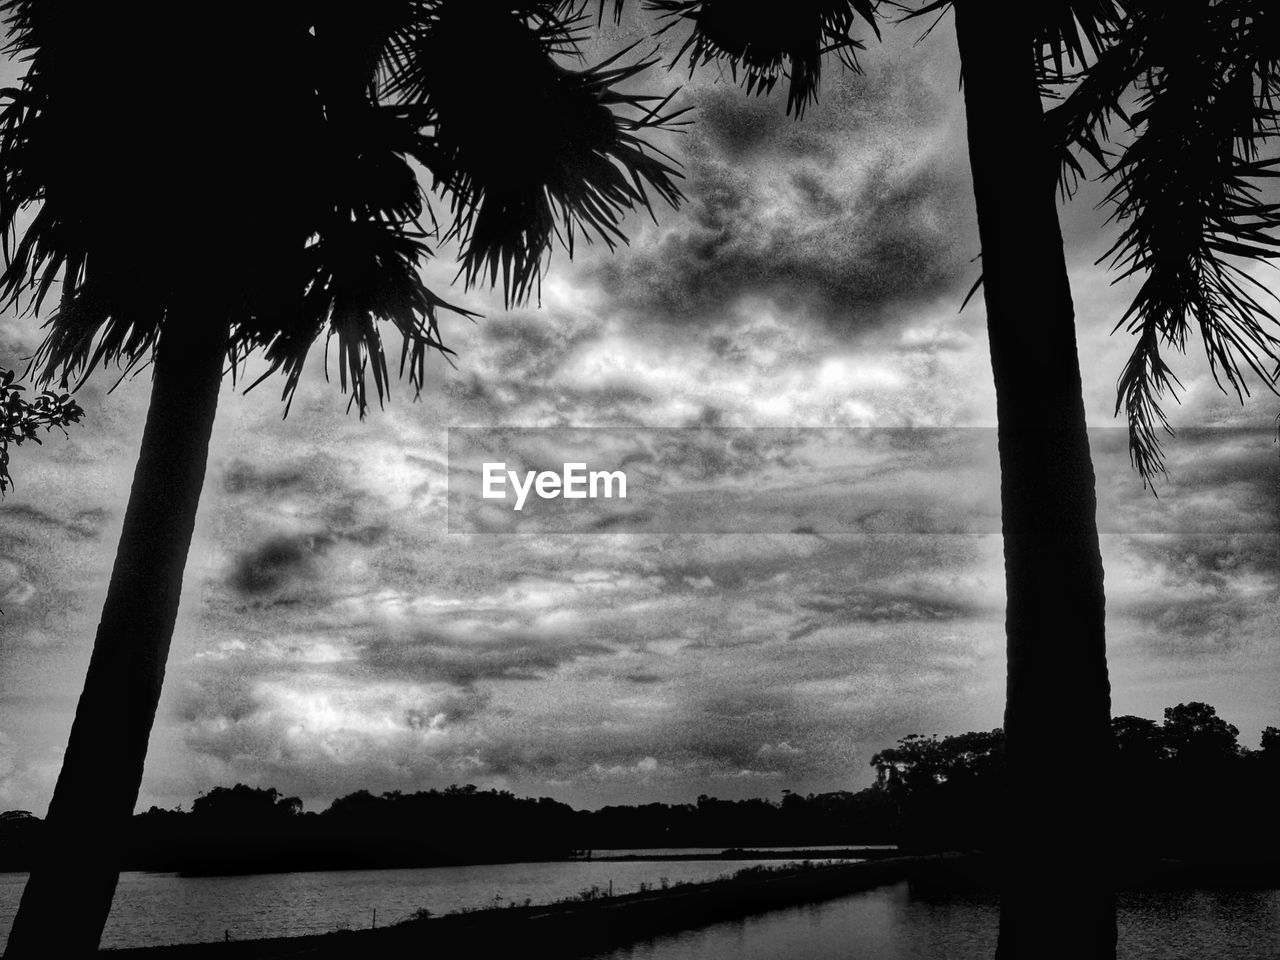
[4,310,229,957]
[952,3,1116,958]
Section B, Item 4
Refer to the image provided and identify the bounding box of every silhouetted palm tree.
[629,1,1114,954]
[943,4,1118,954]
[996,4,1279,955]
[629,2,1279,958]
[0,2,680,953]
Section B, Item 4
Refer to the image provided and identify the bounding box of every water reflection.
[0,859,842,949]
[1,866,1276,956]
[591,883,1280,960]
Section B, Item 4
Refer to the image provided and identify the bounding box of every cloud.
[221,459,312,497]
[1105,532,1280,659]
[227,533,334,597]
[357,632,617,686]
[0,504,111,543]
[592,139,971,335]
[580,40,973,341]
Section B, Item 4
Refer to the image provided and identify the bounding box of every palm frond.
[1043,26,1142,198]
[235,103,473,416]
[0,1,90,320]
[1035,0,1123,81]
[646,0,880,118]
[1101,1,1280,483]
[29,275,166,389]
[246,217,466,417]
[387,0,685,307]
[3,3,473,416]
[896,0,1120,84]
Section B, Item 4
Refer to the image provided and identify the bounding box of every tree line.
[1,702,1274,874]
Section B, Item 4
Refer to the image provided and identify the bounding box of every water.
[590,846,895,858]
[0,857,850,949]
[1,866,1276,955]
[588,882,1280,960]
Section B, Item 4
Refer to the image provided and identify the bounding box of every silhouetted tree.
[1260,727,1280,758]
[580,0,1114,947]
[1112,715,1166,769]
[0,367,82,496]
[1161,702,1241,769]
[191,785,304,823]
[917,2,1280,952]
[0,3,680,953]
[871,729,1004,848]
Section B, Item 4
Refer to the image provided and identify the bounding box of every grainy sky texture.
[1,11,1277,814]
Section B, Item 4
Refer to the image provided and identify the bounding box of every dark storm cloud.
[0,501,113,645]
[479,312,602,379]
[0,503,110,541]
[1125,599,1253,655]
[641,427,810,481]
[223,503,390,603]
[219,453,356,501]
[623,672,665,685]
[590,63,973,335]
[1096,426,1278,535]
[595,151,969,332]
[357,632,616,686]
[691,56,945,164]
[227,533,334,597]
[1107,531,1279,659]
[787,587,980,638]
[222,459,310,496]
[1122,535,1280,585]
[676,688,806,768]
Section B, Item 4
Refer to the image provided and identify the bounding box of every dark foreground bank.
[101,856,954,959]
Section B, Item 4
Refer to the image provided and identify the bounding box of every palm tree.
[982,3,1280,953]
[628,0,1115,954]
[623,2,1279,957]
[943,4,1118,954]
[0,2,681,953]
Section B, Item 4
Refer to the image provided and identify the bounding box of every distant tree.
[191,785,303,823]
[1161,702,1241,768]
[870,729,1004,849]
[871,729,1005,797]
[1111,715,1166,769]
[1256,727,1280,786]
[1260,726,1280,757]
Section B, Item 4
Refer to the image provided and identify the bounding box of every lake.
[0,855,856,949]
[589,882,1280,960]
[0,862,1276,955]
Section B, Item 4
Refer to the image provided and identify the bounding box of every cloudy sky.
[1,11,1277,814]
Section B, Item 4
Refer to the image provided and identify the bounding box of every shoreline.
[96,852,1280,957]
[101,855,953,958]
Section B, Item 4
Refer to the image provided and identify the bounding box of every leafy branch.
[0,366,83,495]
